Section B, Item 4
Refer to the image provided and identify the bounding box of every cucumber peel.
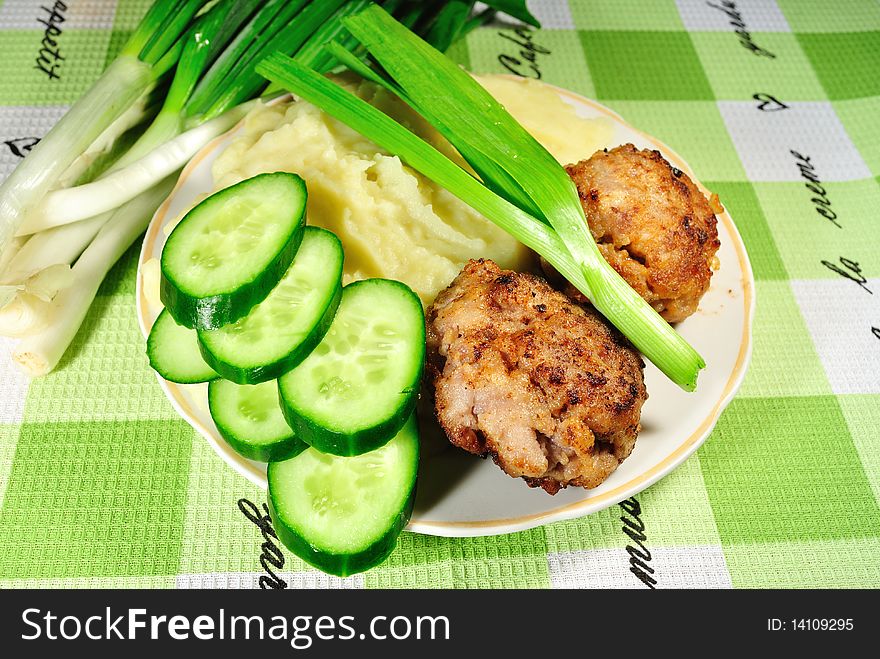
[147,308,218,383]
[197,227,343,384]
[278,279,425,456]
[267,414,419,577]
[209,379,307,462]
[160,172,307,330]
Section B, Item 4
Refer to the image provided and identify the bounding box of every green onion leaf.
[163,0,264,115]
[185,0,301,117]
[137,0,213,66]
[459,7,498,39]
[481,0,540,27]
[257,41,705,390]
[198,0,353,120]
[423,1,475,51]
[343,6,593,264]
[293,0,372,73]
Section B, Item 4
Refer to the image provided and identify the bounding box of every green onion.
[162,0,265,120]
[0,56,153,255]
[18,101,255,235]
[184,0,293,117]
[459,7,498,39]
[13,177,178,377]
[18,0,501,238]
[18,0,333,233]
[120,0,200,63]
[59,84,165,188]
[135,0,210,66]
[293,0,373,73]
[344,7,591,250]
[188,0,314,118]
[201,0,350,120]
[1,0,498,376]
[423,1,475,51]
[0,0,210,257]
[256,10,705,390]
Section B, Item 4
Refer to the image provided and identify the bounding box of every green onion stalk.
[0,0,210,255]
[256,5,705,391]
[0,0,517,375]
[14,0,473,236]
[9,0,518,239]
[14,177,178,376]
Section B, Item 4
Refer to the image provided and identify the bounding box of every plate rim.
[136,76,755,538]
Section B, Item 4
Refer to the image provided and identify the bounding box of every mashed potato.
[475,76,613,167]
[211,74,612,304]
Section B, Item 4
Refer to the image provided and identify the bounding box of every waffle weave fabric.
[0,0,878,589]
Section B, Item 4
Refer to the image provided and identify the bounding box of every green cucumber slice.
[267,413,419,577]
[197,227,343,384]
[160,172,307,330]
[278,279,425,456]
[147,308,218,383]
[208,379,306,462]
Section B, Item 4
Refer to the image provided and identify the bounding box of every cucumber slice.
[208,379,306,462]
[278,279,425,456]
[198,227,343,384]
[160,172,307,330]
[267,414,419,577]
[147,308,218,383]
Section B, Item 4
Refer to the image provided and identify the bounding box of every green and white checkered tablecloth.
[0,0,878,589]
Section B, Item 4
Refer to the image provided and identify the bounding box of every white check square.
[676,0,791,32]
[791,278,880,395]
[548,545,732,589]
[718,101,872,182]
[0,105,68,182]
[0,0,116,30]
[0,338,29,424]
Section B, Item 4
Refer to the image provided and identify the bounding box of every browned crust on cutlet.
[565,144,721,323]
[426,259,647,494]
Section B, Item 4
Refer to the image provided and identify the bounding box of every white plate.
[136,80,754,538]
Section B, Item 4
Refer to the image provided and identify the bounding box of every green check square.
[0,574,177,588]
[545,455,723,551]
[445,37,471,70]
[97,240,140,297]
[700,396,880,544]
[569,0,685,31]
[834,97,880,177]
[110,0,153,32]
[690,32,826,100]
[724,538,880,588]
[753,179,880,279]
[580,31,714,101]
[797,32,880,100]
[621,454,723,546]
[606,101,746,180]
[104,30,135,69]
[467,29,596,99]
[0,424,21,511]
[0,419,192,579]
[706,181,788,280]
[178,436,295,576]
[23,293,179,423]
[737,281,831,399]
[839,394,880,505]
[364,528,550,588]
[636,456,720,547]
[777,0,880,33]
[544,506,621,552]
[0,31,113,106]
